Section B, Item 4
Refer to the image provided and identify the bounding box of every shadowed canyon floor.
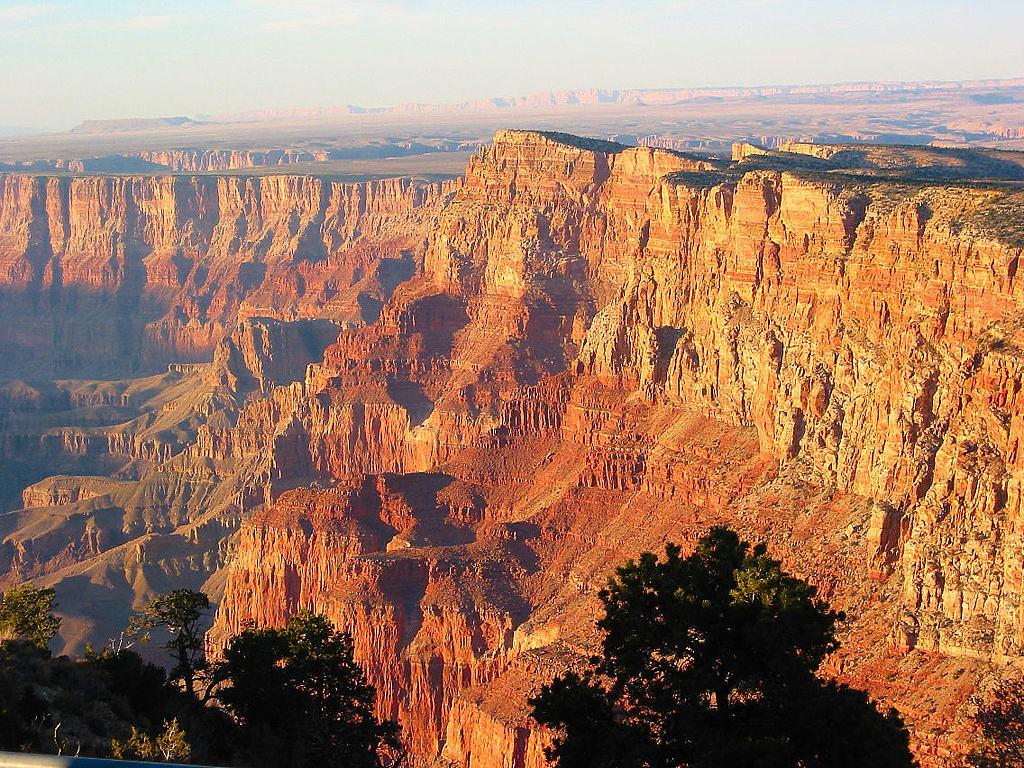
[4,130,1024,765]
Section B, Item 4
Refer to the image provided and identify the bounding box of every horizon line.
[19,74,1024,137]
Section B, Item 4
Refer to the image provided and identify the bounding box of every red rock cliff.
[4,131,1024,765]
[0,172,456,378]
[206,132,1024,766]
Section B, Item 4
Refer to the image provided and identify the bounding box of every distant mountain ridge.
[68,77,1024,132]
[386,77,1024,114]
[69,116,201,134]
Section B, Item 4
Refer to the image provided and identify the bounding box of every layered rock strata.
[0,141,474,174]
[206,132,1024,765]
[4,131,1024,765]
[0,172,457,378]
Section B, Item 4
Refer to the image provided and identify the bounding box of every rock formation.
[0,172,456,378]
[4,130,1024,765]
[0,141,474,175]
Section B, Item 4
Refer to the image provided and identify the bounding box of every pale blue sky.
[3,0,1023,129]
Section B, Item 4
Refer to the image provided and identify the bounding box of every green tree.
[87,646,241,766]
[112,718,191,763]
[968,678,1024,767]
[0,602,236,764]
[0,641,162,757]
[0,584,61,650]
[128,589,210,697]
[213,612,402,768]
[530,526,915,768]
[85,646,175,726]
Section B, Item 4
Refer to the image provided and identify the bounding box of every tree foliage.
[0,641,168,756]
[0,585,61,649]
[968,678,1024,768]
[0,582,398,766]
[530,526,916,768]
[112,718,192,763]
[213,611,402,768]
[128,588,210,696]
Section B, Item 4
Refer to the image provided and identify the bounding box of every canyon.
[6,78,1024,181]
[0,141,475,174]
[2,130,1024,766]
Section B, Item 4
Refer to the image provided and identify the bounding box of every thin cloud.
[241,0,410,31]
[0,2,59,23]
[118,14,186,30]
[0,6,186,38]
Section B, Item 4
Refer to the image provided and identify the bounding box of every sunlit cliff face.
[4,131,1024,766]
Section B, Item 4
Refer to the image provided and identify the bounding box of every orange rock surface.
[5,131,1024,765]
[0,172,456,377]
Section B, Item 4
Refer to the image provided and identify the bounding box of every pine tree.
[213,612,403,768]
[0,585,61,649]
[530,526,915,768]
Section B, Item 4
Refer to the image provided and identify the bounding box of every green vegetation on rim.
[0,584,403,767]
[530,527,915,768]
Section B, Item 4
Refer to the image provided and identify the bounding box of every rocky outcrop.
[204,132,1024,766]
[0,172,456,378]
[20,475,126,509]
[133,149,331,172]
[6,130,1024,766]
[209,317,342,394]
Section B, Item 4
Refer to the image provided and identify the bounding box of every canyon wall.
[132,149,332,172]
[205,132,1024,766]
[0,141,474,174]
[0,172,456,378]
[0,170,455,648]
[4,131,1024,766]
